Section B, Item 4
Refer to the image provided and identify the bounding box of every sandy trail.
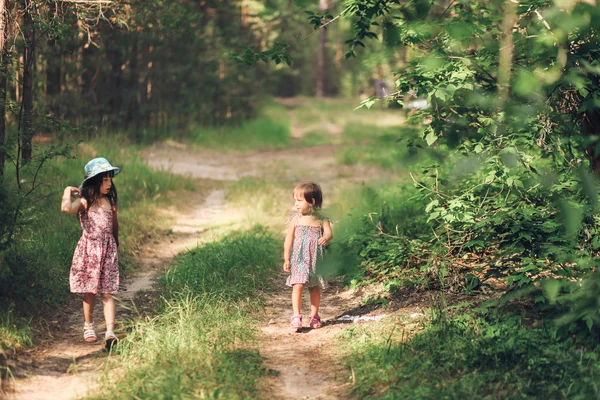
[257,278,366,400]
[7,136,397,399]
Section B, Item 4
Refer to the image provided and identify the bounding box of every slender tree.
[20,0,34,165]
[0,0,7,181]
[46,1,61,117]
[315,0,328,97]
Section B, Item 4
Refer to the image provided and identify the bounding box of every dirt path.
[8,134,397,399]
[258,279,365,400]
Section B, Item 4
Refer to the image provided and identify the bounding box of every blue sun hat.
[80,157,121,188]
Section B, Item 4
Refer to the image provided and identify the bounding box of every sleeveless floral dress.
[69,207,119,294]
[285,213,328,289]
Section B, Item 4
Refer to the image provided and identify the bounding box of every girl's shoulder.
[285,212,301,226]
[314,212,331,225]
[287,212,331,227]
[78,198,88,213]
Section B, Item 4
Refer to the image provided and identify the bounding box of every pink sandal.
[309,315,322,329]
[290,315,302,329]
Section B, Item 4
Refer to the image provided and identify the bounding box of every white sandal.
[83,322,97,342]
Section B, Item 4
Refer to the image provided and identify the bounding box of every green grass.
[90,228,280,399]
[297,130,334,147]
[0,308,33,356]
[192,103,290,150]
[0,308,33,389]
[337,124,424,171]
[226,177,290,228]
[343,310,600,399]
[290,97,404,130]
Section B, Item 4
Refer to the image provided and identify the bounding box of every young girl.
[61,157,120,346]
[283,181,332,330]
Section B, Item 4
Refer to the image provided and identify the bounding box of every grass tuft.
[0,308,32,355]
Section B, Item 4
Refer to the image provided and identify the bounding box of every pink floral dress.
[69,207,119,294]
[285,213,328,290]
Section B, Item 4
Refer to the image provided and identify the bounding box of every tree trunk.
[106,25,122,124]
[315,0,329,97]
[0,61,6,182]
[0,0,5,54]
[497,0,517,104]
[582,108,600,176]
[125,34,139,129]
[81,42,98,128]
[21,0,34,165]
[46,2,60,117]
[0,0,7,181]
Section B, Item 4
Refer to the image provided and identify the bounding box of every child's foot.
[309,315,322,329]
[290,315,302,330]
[104,330,119,349]
[83,322,97,342]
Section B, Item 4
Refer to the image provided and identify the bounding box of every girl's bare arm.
[318,220,333,246]
[282,215,297,272]
[61,186,82,214]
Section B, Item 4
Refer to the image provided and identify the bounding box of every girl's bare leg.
[101,294,116,332]
[292,284,304,316]
[309,287,321,317]
[83,293,95,324]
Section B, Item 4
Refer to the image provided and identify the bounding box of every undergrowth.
[344,307,600,399]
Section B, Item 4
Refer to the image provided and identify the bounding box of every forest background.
[1,0,600,398]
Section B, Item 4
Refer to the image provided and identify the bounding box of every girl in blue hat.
[61,157,120,346]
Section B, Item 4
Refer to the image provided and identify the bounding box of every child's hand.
[64,186,80,197]
[318,237,330,246]
[282,260,290,273]
[62,186,82,214]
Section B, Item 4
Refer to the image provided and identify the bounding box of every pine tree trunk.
[0,0,7,181]
[46,2,60,117]
[315,0,329,97]
[0,57,6,183]
[21,0,34,165]
[126,34,139,129]
[106,25,122,124]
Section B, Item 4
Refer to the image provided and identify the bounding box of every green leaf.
[425,131,438,146]
[543,280,562,303]
[425,200,439,213]
[586,316,594,332]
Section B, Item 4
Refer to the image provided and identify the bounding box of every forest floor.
[7,102,414,400]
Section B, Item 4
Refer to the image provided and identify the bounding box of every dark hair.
[293,181,323,209]
[80,171,118,211]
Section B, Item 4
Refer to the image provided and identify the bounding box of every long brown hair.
[80,171,118,211]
